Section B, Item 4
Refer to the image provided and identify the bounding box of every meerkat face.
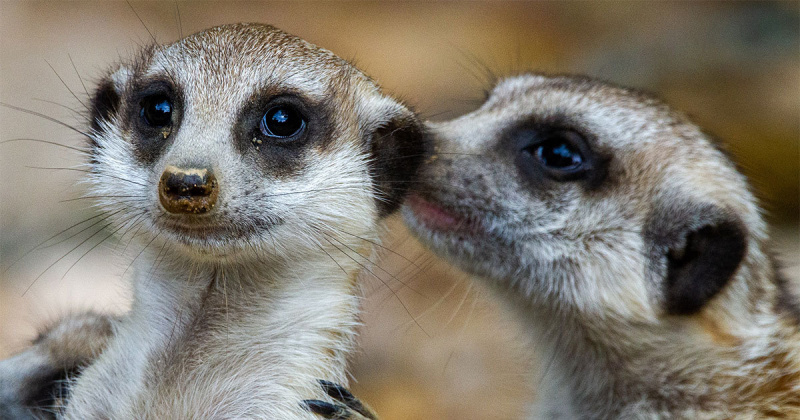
[86,24,424,261]
[405,74,763,319]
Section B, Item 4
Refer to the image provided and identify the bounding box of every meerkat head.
[85,23,425,262]
[405,73,769,321]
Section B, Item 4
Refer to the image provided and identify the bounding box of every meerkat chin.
[403,74,800,418]
[0,23,425,419]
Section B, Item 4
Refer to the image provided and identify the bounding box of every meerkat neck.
[519,265,800,418]
[62,240,368,418]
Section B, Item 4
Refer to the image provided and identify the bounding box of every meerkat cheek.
[406,194,463,231]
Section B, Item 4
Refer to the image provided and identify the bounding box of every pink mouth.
[407,194,479,234]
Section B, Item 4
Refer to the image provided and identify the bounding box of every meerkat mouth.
[156,216,278,251]
[406,194,482,236]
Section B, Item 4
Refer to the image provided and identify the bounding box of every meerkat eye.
[517,128,593,182]
[140,95,173,128]
[535,138,584,171]
[260,105,306,138]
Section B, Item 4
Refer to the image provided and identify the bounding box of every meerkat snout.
[158,165,218,214]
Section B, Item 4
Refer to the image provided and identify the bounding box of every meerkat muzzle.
[158,165,218,214]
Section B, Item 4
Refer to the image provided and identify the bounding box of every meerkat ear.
[365,102,428,217]
[89,66,129,134]
[647,203,748,315]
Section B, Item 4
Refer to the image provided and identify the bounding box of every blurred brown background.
[1,2,797,419]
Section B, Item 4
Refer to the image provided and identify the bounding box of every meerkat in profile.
[0,23,423,419]
[400,74,800,418]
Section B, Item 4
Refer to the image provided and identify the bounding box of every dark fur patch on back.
[368,114,428,217]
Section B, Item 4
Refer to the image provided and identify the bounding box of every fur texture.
[0,23,425,419]
[404,73,800,418]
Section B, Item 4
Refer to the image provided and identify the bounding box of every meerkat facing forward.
[402,74,800,418]
[1,23,424,418]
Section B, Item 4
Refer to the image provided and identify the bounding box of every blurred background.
[1,2,797,419]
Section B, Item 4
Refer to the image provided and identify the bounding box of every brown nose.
[158,165,218,214]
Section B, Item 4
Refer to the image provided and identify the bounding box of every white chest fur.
[63,246,364,419]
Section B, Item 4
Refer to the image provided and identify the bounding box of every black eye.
[260,106,305,138]
[516,128,594,183]
[140,95,172,128]
[535,139,584,171]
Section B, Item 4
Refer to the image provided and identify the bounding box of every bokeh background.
[1,2,797,419]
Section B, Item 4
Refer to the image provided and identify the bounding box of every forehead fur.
[117,24,393,139]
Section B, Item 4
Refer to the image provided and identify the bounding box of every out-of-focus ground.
[1,2,797,419]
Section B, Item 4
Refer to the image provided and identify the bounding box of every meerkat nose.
[159,165,219,215]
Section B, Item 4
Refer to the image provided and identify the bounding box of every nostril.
[159,165,218,214]
[163,171,214,198]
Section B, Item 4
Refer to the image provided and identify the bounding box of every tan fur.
[695,312,742,347]
[403,73,800,418]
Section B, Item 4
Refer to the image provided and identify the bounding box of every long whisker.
[444,279,473,328]
[111,214,145,258]
[38,210,123,250]
[22,220,114,296]
[441,284,479,375]
[1,212,107,274]
[0,138,88,154]
[45,59,87,110]
[143,237,171,288]
[119,230,160,281]
[57,211,145,283]
[68,54,90,99]
[32,98,84,118]
[395,267,463,328]
[27,166,148,188]
[317,243,350,279]
[373,247,438,297]
[126,0,158,44]
[334,228,423,271]
[259,185,370,199]
[327,234,426,299]
[174,1,183,39]
[60,195,147,203]
[325,236,430,338]
[0,103,91,138]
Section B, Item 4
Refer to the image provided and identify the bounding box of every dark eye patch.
[233,89,334,179]
[127,78,183,164]
[515,126,593,182]
[508,118,609,190]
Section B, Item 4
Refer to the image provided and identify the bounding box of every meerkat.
[0,23,424,419]
[398,74,800,418]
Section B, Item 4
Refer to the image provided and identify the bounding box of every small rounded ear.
[88,66,129,136]
[646,204,748,315]
[367,108,428,217]
[89,78,121,134]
